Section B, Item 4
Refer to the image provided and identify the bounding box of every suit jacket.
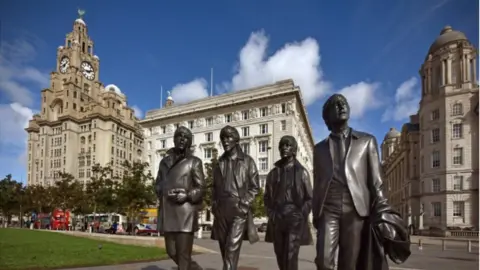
[155,148,205,233]
[210,148,260,244]
[312,128,389,221]
[264,159,313,245]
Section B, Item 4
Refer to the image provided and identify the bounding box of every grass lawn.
[0,228,167,270]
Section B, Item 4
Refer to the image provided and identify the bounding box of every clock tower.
[25,10,144,187]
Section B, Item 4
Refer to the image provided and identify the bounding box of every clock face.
[59,57,69,73]
[81,61,95,81]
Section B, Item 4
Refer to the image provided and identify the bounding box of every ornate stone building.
[382,26,479,233]
[25,14,143,187]
[381,119,420,231]
[139,79,315,222]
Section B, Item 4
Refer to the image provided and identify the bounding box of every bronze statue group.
[155,94,412,270]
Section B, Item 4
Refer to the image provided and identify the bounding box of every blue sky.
[0,0,478,183]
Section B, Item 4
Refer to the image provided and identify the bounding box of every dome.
[104,84,122,95]
[93,55,100,60]
[75,18,86,26]
[384,127,400,140]
[428,26,468,54]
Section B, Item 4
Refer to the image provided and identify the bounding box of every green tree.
[251,187,266,218]
[52,172,85,213]
[0,175,23,225]
[24,184,55,214]
[86,163,119,214]
[203,148,218,210]
[117,161,156,229]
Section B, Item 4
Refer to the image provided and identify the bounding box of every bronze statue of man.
[264,135,313,270]
[155,126,205,270]
[211,125,260,270]
[313,94,411,270]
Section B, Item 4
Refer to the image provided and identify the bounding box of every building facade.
[139,79,315,221]
[382,26,479,233]
[25,14,144,186]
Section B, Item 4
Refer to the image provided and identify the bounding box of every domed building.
[381,26,479,235]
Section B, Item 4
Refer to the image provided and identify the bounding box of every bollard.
[418,238,423,250]
[442,239,446,251]
[467,240,472,253]
[197,226,203,239]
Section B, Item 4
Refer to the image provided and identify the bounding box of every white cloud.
[339,82,383,119]
[170,78,209,104]
[169,30,382,112]
[132,105,143,119]
[381,77,420,122]
[0,39,46,178]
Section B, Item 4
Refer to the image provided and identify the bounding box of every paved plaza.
[66,238,478,270]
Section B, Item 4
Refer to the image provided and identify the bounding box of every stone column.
[473,58,477,83]
[441,60,446,85]
[466,55,472,81]
[447,58,452,84]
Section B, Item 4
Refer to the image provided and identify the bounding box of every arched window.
[80,136,86,144]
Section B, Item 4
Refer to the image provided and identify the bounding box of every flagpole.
[160,85,163,108]
[210,68,213,96]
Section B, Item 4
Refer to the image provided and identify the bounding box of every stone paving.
[65,238,479,270]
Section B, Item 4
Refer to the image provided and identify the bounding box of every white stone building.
[382,26,479,235]
[139,79,315,221]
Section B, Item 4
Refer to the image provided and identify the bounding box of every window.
[431,128,440,143]
[453,147,463,165]
[259,124,268,134]
[206,117,214,126]
[452,123,462,139]
[281,103,286,113]
[259,141,269,153]
[280,120,286,131]
[452,103,463,116]
[260,107,268,117]
[432,202,441,217]
[205,132,213,142]
[204,148,213,159]
[431,109,440,120]
[432,178,440,192]
[225,114,232,123]
[188,121,194,129]
[241,143,250,155]
[453,175,463,190]
[259,157,268,171]
[241,127,249,137]
[161,140,166,149]
[161,126,166,133]
[453,201,464,217]
[242,110,249,120]
[431,150,440,168]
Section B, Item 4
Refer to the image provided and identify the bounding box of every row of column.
[422,53,477,94]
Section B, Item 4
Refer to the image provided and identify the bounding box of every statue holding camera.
[156,126,205,270]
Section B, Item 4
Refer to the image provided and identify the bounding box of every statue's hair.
[220,125,240,142]
[279,135,298,156]
[322,94,349,131]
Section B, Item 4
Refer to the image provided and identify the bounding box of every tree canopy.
[0,160,157,225]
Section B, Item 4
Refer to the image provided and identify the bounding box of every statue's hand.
[174,191,188,204]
